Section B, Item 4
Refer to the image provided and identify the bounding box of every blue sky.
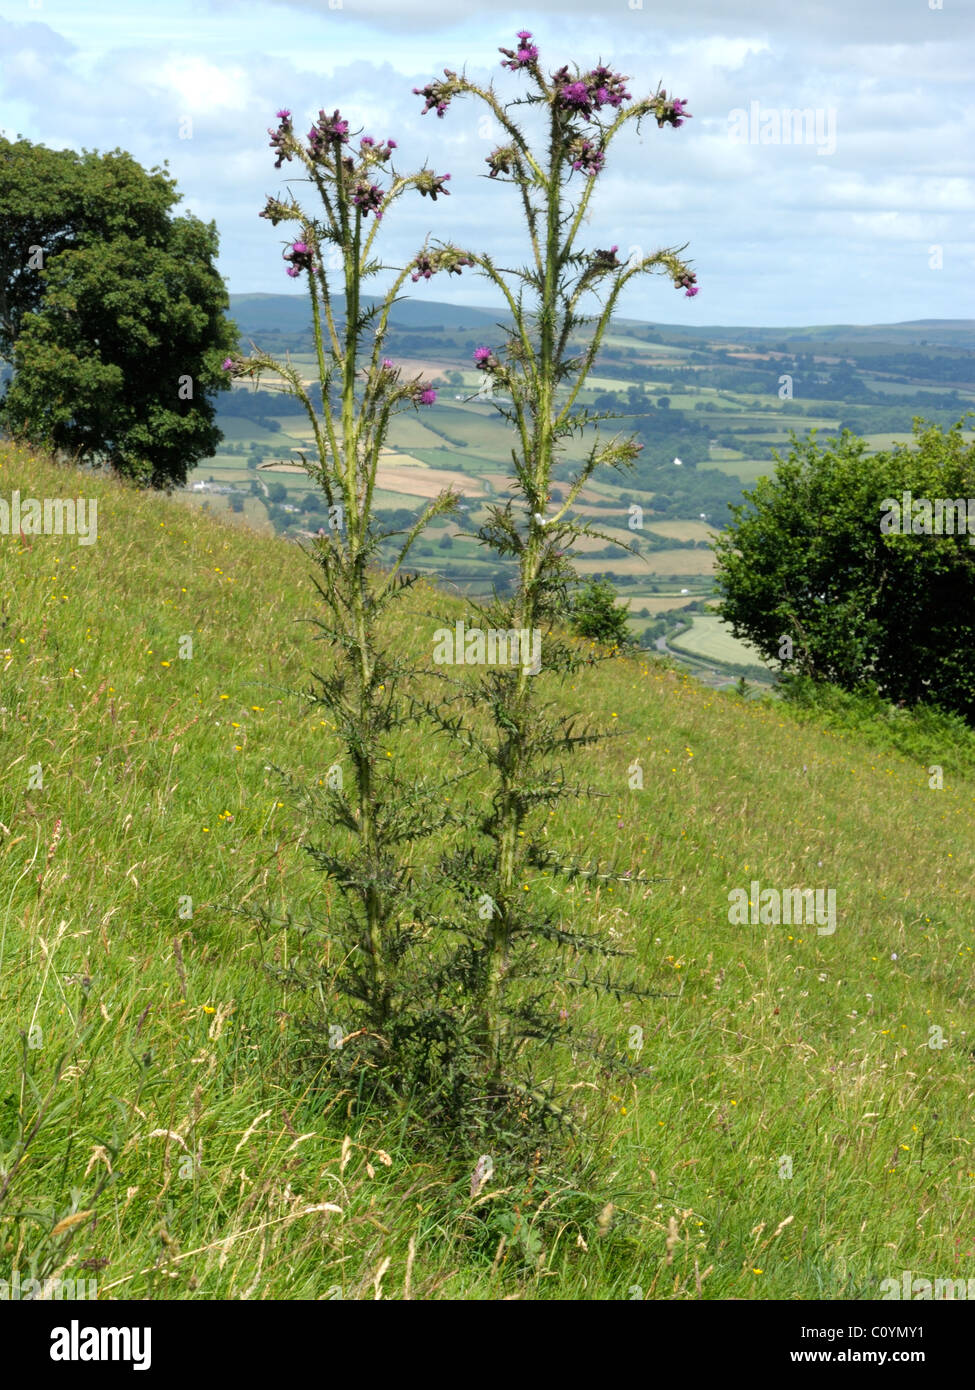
[1,0,972,327]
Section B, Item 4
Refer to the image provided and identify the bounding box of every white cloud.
[0,1,971,324]
[154,56,252,113]
[670,36,772,70]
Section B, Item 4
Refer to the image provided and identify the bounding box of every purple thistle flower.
[411,254,435,283]
[308,108,350,156]
[568,136,605,177]
[560,81,591,113]
[591,67,631,108]
[418,387,437,405]
[275,108,291,121]
[473,346,493,365]
[361,136,396,164]
[352,181,385,217]
[222,357,234,371]
[656,94,693,129]
[500,29,538,70]
[283,240,315,278]
[553,65,631,118]
[382,358,395,370]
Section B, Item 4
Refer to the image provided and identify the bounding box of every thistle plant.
[414,33,698,1089]
[229,106,474,1057]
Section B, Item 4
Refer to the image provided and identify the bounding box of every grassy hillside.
[1,442,973,1301]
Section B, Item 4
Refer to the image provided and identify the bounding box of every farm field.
[191,299,975,687]
[667,613,771,669]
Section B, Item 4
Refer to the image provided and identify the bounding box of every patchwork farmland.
[181,297,975,690]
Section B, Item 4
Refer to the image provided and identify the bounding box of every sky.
[1,0,972,327]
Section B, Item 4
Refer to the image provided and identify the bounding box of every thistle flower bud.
[499,30,539,71]
[267,110,293,169]
[415,170,451,201]
[413,69,461,119]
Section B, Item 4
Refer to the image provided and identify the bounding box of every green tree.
[713,421,975,720]
[0,140,179,359]
[569,578,633,646]
[0,138,237,487]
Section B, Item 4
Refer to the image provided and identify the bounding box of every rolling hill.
[2,439,973,1300]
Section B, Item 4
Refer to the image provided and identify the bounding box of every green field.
[668,613,770,669]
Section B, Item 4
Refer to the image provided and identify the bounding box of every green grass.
[707,456,776,482]
[1,441,972,1301]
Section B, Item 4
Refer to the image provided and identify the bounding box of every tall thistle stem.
[227,106,472,1043]
[416,31,700,1083]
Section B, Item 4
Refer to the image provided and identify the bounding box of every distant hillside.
[229,296,975,353]
[229,292,506,338]
[613,318,975,351]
